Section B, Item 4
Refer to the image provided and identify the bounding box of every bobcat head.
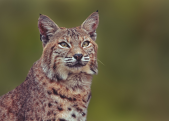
[38,11,99,81]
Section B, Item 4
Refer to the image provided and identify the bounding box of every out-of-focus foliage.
[0,0,169,120]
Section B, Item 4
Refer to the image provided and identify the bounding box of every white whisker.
[65,59,72,61]
[92,58,105,66]
[64,57,76,62]
[98,59,105,66]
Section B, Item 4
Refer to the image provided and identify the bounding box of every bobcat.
[0,11,99,121]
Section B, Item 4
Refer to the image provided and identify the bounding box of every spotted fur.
[0,11,99,121]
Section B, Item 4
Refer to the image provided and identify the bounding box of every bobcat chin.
[0,11,99,121]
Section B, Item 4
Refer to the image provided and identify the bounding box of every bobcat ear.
[38,14,60,46]
[81,11,99,41]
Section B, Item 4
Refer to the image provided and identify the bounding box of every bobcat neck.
[32,59,92,120]
[36,58,93,92]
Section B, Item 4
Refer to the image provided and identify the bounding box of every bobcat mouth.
[73,63,84,67]
[66,61,87,68]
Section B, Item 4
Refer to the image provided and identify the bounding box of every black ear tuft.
[96,10,98,12]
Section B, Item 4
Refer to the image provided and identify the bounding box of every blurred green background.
[0,0,169,121]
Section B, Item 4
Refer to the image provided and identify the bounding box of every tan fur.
[0,11,99,121]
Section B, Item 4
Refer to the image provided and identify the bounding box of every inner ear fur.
[81,11,99,41]
[38,14,60,46]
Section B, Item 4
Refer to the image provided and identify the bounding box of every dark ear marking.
[81,11,99,41]
[96,10,98,12]
[38,14,60,46]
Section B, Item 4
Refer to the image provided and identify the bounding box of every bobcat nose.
[73,54,83,61]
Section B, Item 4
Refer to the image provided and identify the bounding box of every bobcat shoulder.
[0,11,99,121]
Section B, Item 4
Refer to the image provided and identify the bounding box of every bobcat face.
[38,12,99,81]
[63,37,92,68]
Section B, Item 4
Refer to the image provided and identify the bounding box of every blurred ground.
[0,0,169,121]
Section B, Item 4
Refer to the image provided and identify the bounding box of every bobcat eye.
[82,41,90,47]
[59,42,69,48]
